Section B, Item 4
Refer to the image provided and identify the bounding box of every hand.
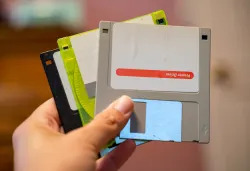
[13,96,136,171]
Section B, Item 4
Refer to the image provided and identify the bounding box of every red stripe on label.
[116,68,194,79]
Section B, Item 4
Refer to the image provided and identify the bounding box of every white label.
[110,23,199,92]
[71,31,98,84]
[54,52,77,110]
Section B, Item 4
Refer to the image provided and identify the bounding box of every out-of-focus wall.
[85,0,177,30]
[0,14,72,171]
[174,1,250,171]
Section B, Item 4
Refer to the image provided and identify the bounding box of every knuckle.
[98,109,124,128]
[104,113,117,125]
[12,126,21,144]
[12,121,30,145]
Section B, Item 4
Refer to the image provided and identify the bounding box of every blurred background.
[0,0,249,170]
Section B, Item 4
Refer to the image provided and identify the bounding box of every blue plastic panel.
[120,99,182,142]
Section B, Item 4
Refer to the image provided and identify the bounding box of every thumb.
[68,95,134,153]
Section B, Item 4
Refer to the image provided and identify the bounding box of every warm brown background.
[0,0,250,171]
[0,26,73,170]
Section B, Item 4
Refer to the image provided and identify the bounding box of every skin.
[12,96,136,171]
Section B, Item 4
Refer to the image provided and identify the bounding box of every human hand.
[13,96,135,171]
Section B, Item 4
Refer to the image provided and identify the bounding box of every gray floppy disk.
[95,22,210,143]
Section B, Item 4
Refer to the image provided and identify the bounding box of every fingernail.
[114,95,133,114]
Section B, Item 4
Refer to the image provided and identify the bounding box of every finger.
[31,98,61,131]
[68,95,134,153]
[96,140,136,171]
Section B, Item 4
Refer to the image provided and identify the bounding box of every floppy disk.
[57,10,168,127]
[40,49,82,133]
[96,22,211,143]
